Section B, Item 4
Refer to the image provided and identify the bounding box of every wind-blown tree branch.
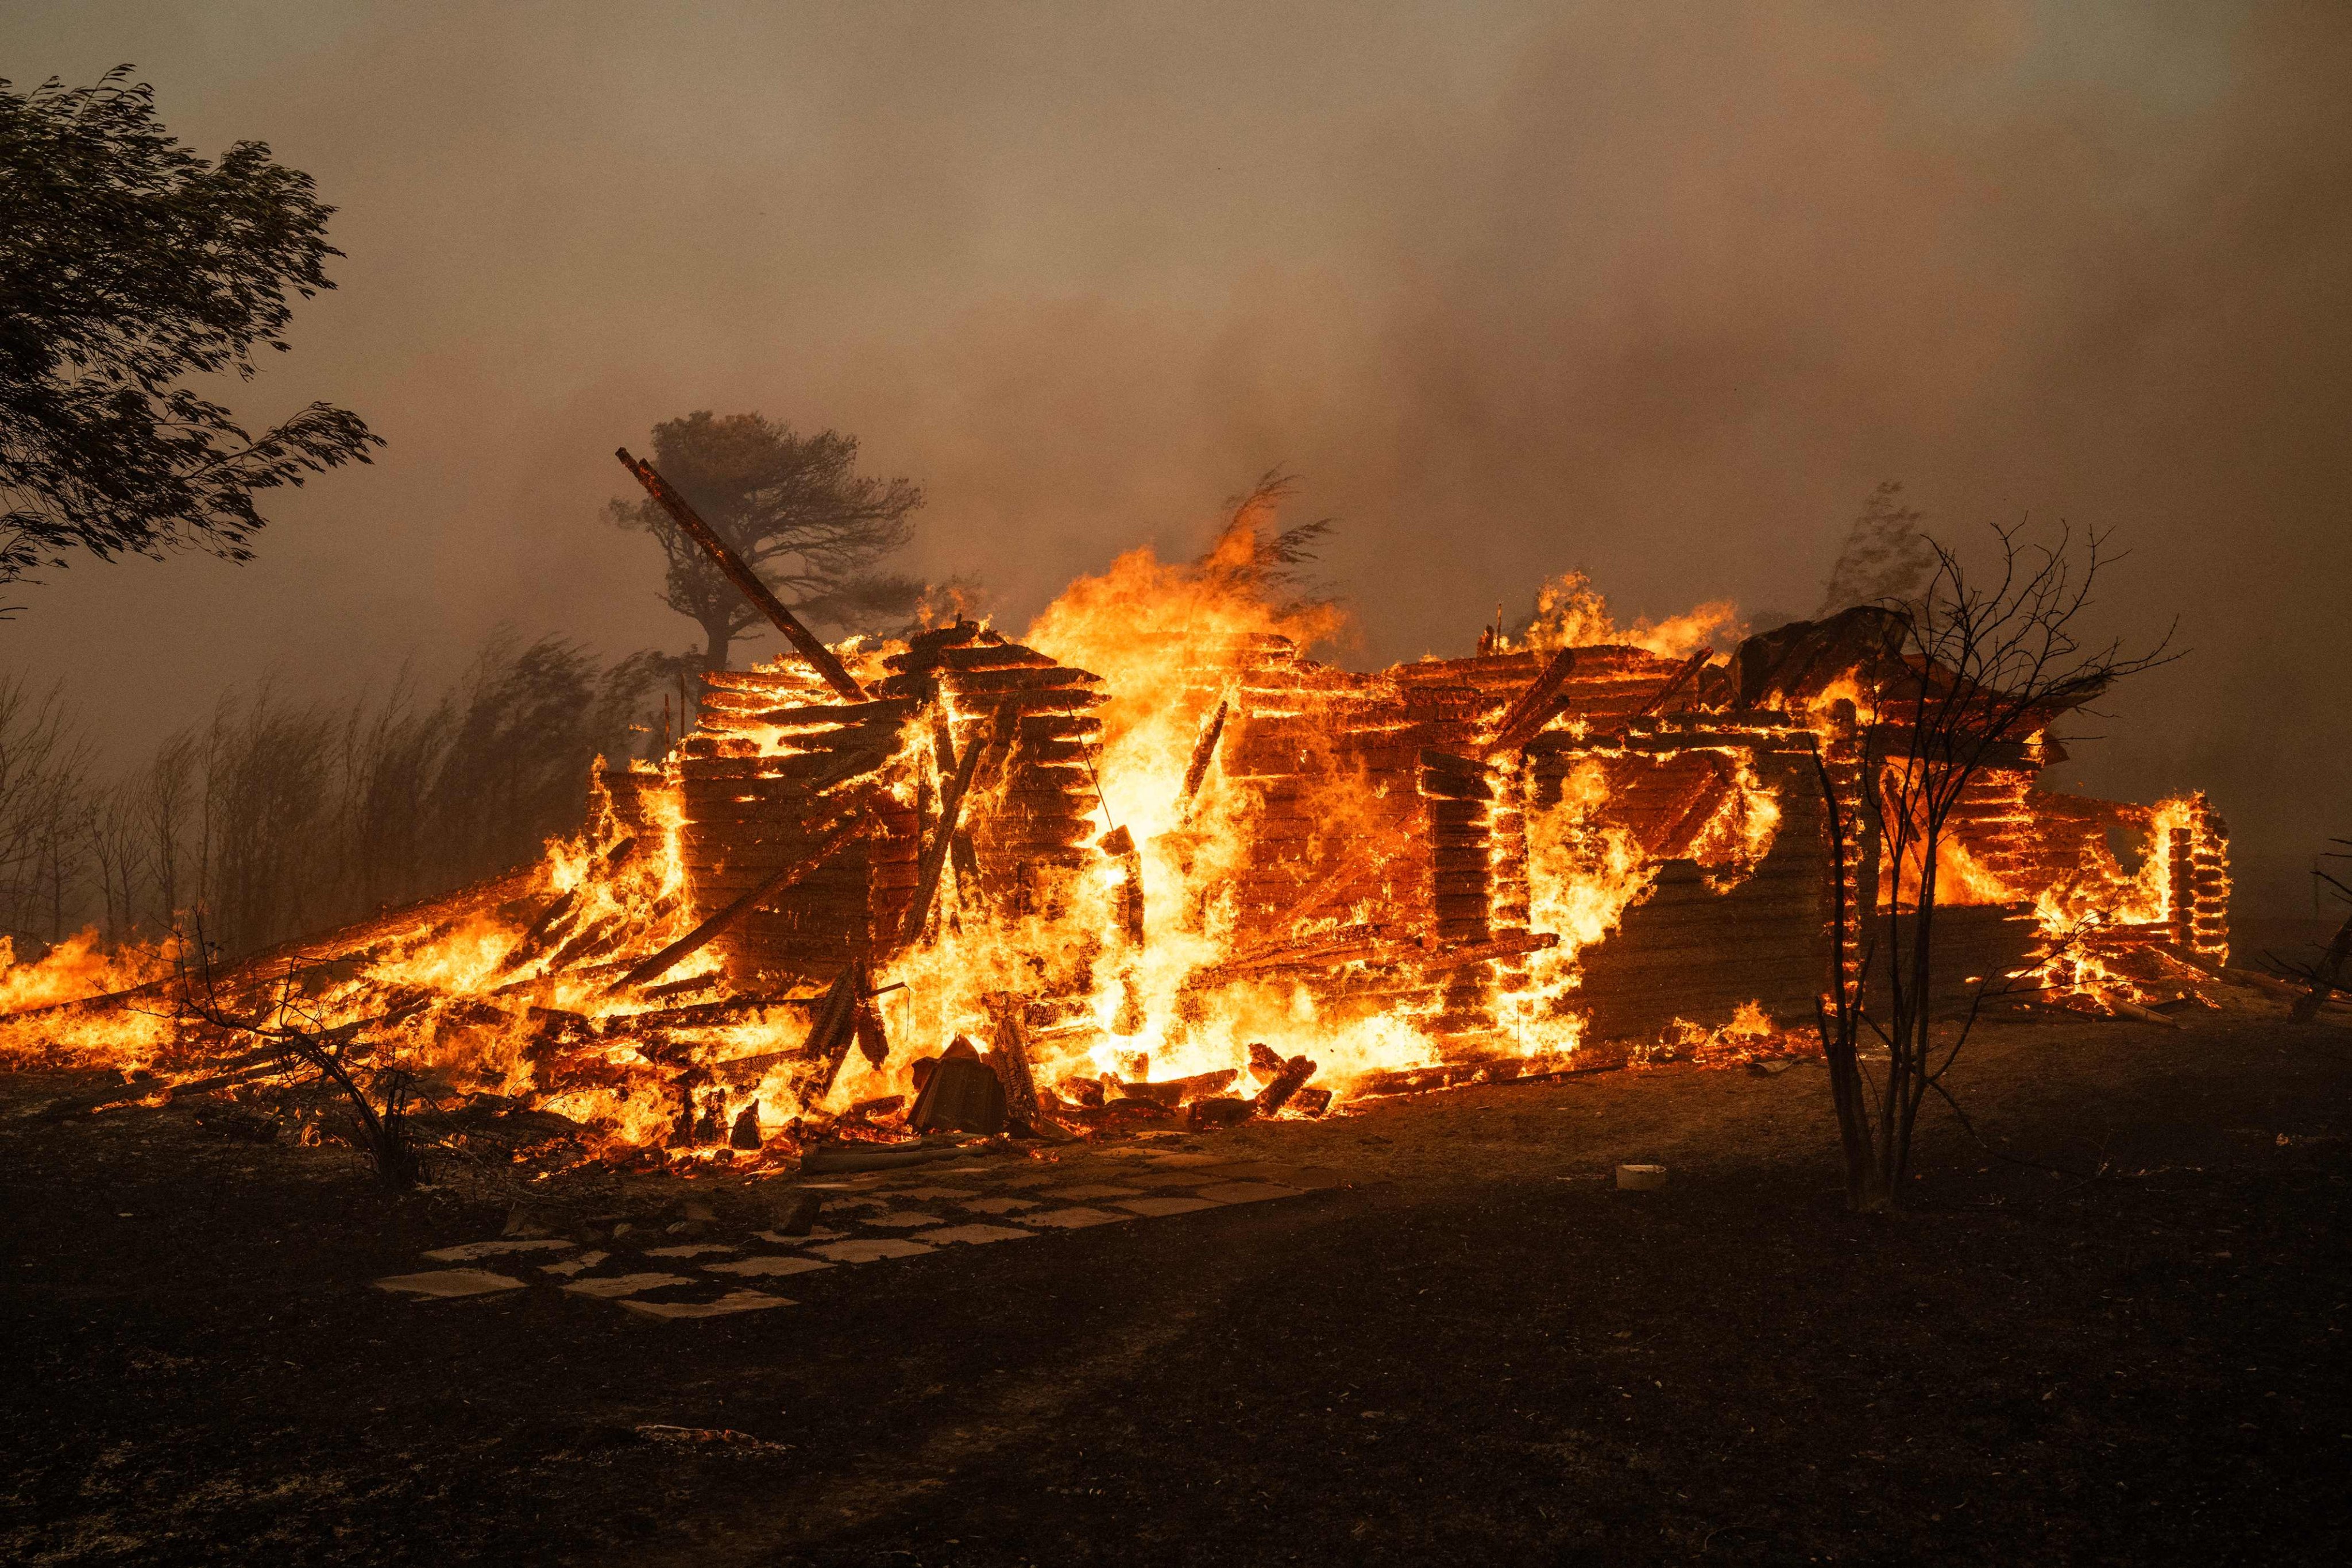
[1810,521,2177,1211]
[1196,469,1337,612]
[0,67,380,592]
[609,411,922,671]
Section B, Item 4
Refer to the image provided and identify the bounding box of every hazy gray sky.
[4,1,2346,909]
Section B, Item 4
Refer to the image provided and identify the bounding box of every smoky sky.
[4,1,2347,912]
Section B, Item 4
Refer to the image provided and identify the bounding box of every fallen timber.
[0,862,547,1031]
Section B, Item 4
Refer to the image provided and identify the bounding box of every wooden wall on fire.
[1530,716,1836,1042]
[665,625,1105,983]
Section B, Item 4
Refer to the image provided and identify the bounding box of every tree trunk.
[700,615,732,675]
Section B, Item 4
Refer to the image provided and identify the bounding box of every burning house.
[0,455,2228,1162]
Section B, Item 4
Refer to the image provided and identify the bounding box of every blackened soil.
[3,1010,2348,1567]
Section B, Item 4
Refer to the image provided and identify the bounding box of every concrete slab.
[856,1211,944,1229]
[808,1238,934,1263]
[373,1269,525,1299]
[619,1290,792,1320]
[1115,1196,1219,1218]
[1013,1207,1133,1229]
[1196,1182,1306,1204]
[704,1254,834,1278]
[643,1243,739,1258]
[540,1250,609,1277]
[883,1186,977,1200]
[561,1272,693,1299]
[958,1196,1037,1214]
[1046,1184,1143,1200]
[910,1224,1036,1246]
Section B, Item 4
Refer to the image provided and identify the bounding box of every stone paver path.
[373,1149,1338,1322]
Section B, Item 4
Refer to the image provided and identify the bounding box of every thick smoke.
[2,1,2346,911]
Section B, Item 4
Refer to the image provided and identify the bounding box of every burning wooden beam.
[615,447,867,701]
[901,702,1013,946]
[1483,646,1577,756]
[1177,696,1229,812]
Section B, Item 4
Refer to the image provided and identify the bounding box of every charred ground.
[3,1006,2347,1567]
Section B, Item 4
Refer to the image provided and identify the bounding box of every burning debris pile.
[0,458,2230,1171]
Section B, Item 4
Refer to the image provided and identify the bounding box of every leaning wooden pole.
[1176,697,1229,813]
[901,704,1011,946]
[615,447,867,702]
[1632,648,1713,720]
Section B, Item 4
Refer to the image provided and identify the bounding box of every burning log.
[1099,825,1146,946]
[612,991,823,1031]
[38,1042,288,1119]
[1112,1069,1237,1108]
[1252,1053,1316,1116]
[1203,924,1393,983]
[1177,697,1229,812]
[494,889,580,975]
[4,863,546,1028]
[1406,932,1560,970]
[639,972,725,1003]
[1631,649,1713,721]
[984,1007,1048,1130]
[853,992,891,1068]
[1351,1057,1539,1098]
[543,913,626,974]
[616,449,867,702]
[785,960,870,1109]
[1484,646,1577,755]
[2219,964,2350,1007]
